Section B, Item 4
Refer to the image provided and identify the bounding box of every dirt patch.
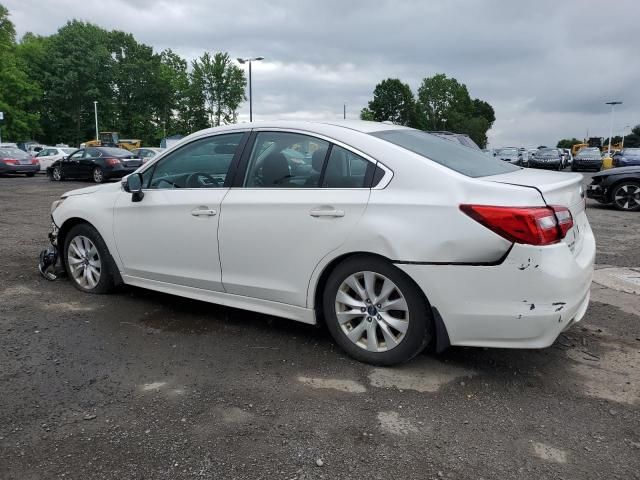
[532,442,568,463]
[369,357,474,392]
[377,411,418,435]
[297,376,367,393]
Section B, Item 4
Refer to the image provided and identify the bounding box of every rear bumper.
[104,166,139,179]
[397,224,595,349]
[0,163,40,174]
[573,160,602,170]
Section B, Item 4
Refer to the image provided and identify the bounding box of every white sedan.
[39,121,595,365]
[35,147,77,172]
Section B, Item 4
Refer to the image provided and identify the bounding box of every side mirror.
[123,173,144,202]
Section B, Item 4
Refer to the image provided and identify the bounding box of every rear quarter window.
[371,129,519,178]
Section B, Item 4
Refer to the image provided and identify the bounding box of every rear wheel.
[611,182,640,211]
[63,224,117,294]
[92,167,104,183]
[51,166,63,181]
[323,255,432,365]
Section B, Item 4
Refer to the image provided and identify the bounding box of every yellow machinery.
[571,143,587,156]
[85,132,141,151]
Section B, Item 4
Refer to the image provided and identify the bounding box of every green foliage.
[556,138,584,149]
[0,4,248,146]
[359,107,375,121]
[625,125,640,148]
[191,52,246,127]
[365,78,417,127]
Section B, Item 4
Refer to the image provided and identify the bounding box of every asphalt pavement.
[0,173,638,480]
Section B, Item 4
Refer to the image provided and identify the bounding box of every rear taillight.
[105,158,121,166]
[31,158,39,165]
[460,204,574,246]
[3,159,19,165]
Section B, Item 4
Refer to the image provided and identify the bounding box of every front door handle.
[309,207,345,218]
[191,207,217,217]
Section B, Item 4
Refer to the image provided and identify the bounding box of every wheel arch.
[57,217,123,285]
[310,251,449,352]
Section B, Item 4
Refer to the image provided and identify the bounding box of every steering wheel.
[185,172,220,188]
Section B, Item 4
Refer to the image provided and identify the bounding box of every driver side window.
[147,133,244,189]
[69,150,84,161]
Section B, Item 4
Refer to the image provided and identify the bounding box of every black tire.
[51,166,63,181]
[63,223,117,294]
[571,164,577,172]
[610,181,640,212]
[92,167,104,184]
[322,255,433,366]
[26,172,35,177]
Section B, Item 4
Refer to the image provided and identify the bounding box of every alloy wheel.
[613,183,640,211]
[93,168,103,183]
[67,235,102,289]
[335,271,409,352]
[53,167,61,181]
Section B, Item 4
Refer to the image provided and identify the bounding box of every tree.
[359,107,375,121]
[556,138,583,149]
[623,124,640,148]
[416,73,473,131]
[0,5,41,140]
[364,78,417,127]
[191,52,246,127]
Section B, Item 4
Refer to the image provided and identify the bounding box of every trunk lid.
[485,169,587,254]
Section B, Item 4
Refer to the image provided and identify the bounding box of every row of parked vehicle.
[485,146,640,173]
[0,143,163,182]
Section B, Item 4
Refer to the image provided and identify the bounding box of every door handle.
[309,207,345,218]
[191,207,217,217]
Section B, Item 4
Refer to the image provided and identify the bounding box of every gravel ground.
[0,174,638,480]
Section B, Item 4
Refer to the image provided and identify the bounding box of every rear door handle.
[309,207,345,218]
[191,207,217,217]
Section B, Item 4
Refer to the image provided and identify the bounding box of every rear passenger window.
[322,145,371,188]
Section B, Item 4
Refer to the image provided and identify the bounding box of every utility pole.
[93,101,99,140]
[343,103,346,120]
[237,57,264,122]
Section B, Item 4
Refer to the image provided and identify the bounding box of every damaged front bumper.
[38,221,62,281]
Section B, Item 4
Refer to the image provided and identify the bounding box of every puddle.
[298,376,367,393]
[567,342,639,405]
[369,357,474,392]
[532,442,567,463]
[377,411,418,435]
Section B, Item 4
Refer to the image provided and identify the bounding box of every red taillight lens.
[460,204,573,246]
[105,158,121,166]
[3,159,19,165]
[31,158,39,165]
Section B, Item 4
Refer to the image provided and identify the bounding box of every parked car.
[587,166,640,211]
[493,147,523,165]
[131,147,163,163]
[571,147,602,172]
[47,147,142,183]
[38,120,594,366]
[0,147,39,176]
[559,149,572,168]
[35,146,77,172]
[612,148,640,168]
[528,148,563,170]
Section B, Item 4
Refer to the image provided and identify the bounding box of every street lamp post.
[605,101,622,154]
[621,125,630,149]
[237,56,264,122]
[93,101,99,141]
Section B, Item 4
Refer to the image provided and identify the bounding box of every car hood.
[593,166,640,178]
[63,181,122,198]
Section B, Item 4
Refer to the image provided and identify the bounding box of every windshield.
[496,148,518,155]
[62,148,76,154]
[537,148,559,156]
[371,129,519,178]
[578,148,600,156]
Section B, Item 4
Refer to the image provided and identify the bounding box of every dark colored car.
[47,147,142,183]
[0,147,40,176]
[612,148,640,168]
[571,147,602,172]
[586,166,640,211]
[528,148,562,170]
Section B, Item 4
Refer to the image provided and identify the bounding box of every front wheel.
[63,224,117,293]
[323,255,432,365]
[611,182,640,211]
[92,167,104,184]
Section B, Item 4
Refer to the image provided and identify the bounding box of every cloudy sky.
[6,0,639,147]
